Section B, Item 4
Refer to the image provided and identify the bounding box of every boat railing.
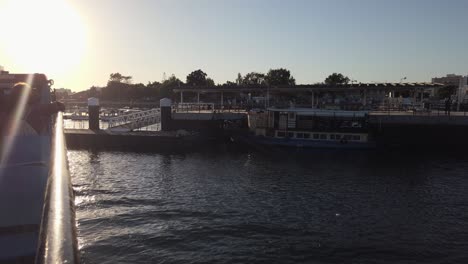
[36,112,80,264]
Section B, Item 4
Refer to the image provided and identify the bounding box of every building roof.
[173,83,445,93]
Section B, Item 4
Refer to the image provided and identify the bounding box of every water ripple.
[69,150,468,264]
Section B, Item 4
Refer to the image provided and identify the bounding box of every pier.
[64,99,247,150]
[369,111,468,126]
[62,79,468,151]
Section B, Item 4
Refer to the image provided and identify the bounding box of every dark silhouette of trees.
[265,68,295,86]
[325,73,350,85]
[160,74,183,98]
[109,73,132,84]
[185,69,216,87]
[89,86,98,97]
[206,78,215,87]
[100,72,183,101]
[220,81,237,87]
[186,69,208,86]
[241,72,266,87]
[236,73,243,85]
[103,73,132,100]
[78,69,355,103]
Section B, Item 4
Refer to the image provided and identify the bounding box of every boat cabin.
[248,108,370,143]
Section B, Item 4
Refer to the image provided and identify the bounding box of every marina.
[1,1,468,262]
[62,89,468,151]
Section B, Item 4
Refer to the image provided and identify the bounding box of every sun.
[0,0,87,75]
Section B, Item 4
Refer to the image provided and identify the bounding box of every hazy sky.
[2,0,468,91]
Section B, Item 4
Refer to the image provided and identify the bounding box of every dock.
[368,111,468,148]
[65,129,223,150]
[369,111,468,126]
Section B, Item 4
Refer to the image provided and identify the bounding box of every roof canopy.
[173,83,445,93]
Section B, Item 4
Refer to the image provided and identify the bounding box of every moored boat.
[244,108,375,149]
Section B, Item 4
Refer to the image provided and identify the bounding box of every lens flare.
[0,74,34,166]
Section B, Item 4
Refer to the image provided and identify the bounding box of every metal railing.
[173,103,215,113]
[107,109,160,130]
[36,112,80,264]
[370,103,468,117]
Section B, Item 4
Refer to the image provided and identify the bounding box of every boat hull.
[239,135,376,150]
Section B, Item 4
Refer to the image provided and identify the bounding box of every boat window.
[304,133,311,139]
[335,134,341,140]
[277,131,286,137]
[319,134,327,140]
[330,134,335,140]
[352,135,361,141]
[313,134,319,139]
[288,113,296,119]
[296,133,304,139]
[287,132,294,138]
[344,135,352,140]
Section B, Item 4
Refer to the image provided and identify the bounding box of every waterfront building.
[55,88,73,99]
[432,74,463,86]
[173,83,443,111]
[457,75,468,103]
[431,74,463,97]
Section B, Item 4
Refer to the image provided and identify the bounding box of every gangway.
[107,109,160,131]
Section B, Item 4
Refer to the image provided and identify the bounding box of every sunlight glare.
[0,0,87,74]
[0,75,33,167]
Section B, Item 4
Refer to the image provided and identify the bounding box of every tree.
[236,73,243,85]
[163,75,183,87]
[241,72,266,86]
[88,86,99,97]
[324,73,350,85]
[109,73,124,82]
[186,69,208,86]
[206,77,215,87]
[122,76,133,84]
[160,74,183,98]
[220,81,238,87]
[265,68,295,86]
[109,73,132,84]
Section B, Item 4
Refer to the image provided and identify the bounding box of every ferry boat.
[245,108,375,149]
[0,71,79,263]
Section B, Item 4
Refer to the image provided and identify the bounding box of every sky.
[1,0,468,91]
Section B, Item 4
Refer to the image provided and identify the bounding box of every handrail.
[35,112,80,264]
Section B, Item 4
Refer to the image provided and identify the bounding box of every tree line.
[71,70,351,101]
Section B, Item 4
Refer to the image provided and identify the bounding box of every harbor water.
[70,148,468,264]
